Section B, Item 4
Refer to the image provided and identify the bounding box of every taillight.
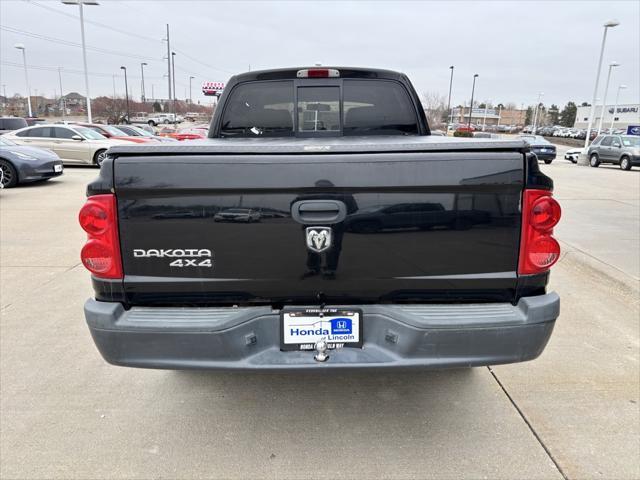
[79,194,122,279]
[518,189,561,275]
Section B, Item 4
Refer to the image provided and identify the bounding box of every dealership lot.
[1,151,638,479]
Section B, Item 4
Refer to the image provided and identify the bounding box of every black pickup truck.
[80,67,561,370]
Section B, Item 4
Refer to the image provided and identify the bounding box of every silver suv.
[587,134,640,170]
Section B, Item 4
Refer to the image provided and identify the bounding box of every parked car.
[80,66,561,371]
[587,135,640,170]
[135,123,156,134]
[114,125,178,143]
[564,148,583,163]
[4,124,131,166]
[344,203,490,233]
[73,123,156,144]
[517,135,557,164]
[473,132,501,139]
[126,112,150,124]
[136,113,183,127]
[0,135,63,188]
[166,126,208,141]
[214,208,261,223]
[0,117,28,134]
[184,112,207,122]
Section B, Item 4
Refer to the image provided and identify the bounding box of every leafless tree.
[421,91,448,129]
[92,96,129,123]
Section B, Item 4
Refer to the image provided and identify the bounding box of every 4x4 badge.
[306,227,332,253]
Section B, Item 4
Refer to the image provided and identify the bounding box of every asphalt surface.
[1,150,639,480]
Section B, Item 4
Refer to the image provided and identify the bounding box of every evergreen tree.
[559,102,577,127]
[548,104,559,125]
[525,106,533,125]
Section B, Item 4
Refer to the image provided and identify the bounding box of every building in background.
[61,92,87,114]
[574,104,640,129]
[450,107,526,127]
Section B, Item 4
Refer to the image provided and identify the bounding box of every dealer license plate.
[280,308,362,351]
[54,164,63,173]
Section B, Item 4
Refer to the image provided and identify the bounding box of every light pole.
[446,66,454,134]
[164,24,172,112]
[468,74,478,128]
[14,44,32,117]
[140,62,147,103]
[582,19,620,155]
[58,67,65,120]
[189,76,195,104]
[532,92,544,134]
[171,52,177,117]
[482,104,489,131]
[120,66,130,123]
[62,0,99,122]
[610,85,627,130]
[596,61,620,135]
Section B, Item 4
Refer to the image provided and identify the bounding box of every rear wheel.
[544,159,553,164]
[93,149,107,167]
[0,159,18,188]
[589,153,600,167]
[163,119,170,124]
[620,156,632,171]
[147,120,156,127]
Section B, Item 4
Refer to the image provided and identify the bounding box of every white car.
[4,124,131,166]
[564,148,583,164]
[129,113,183,127]
[213,208,261,223]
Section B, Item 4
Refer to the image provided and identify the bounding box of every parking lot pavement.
[1,165,639,480]
[546,144,640,282]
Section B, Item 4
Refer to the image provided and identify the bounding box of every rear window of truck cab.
[219,79,419,137]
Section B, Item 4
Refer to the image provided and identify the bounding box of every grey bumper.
[85,293,559,370]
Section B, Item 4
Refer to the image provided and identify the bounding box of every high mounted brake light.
[518,189,561,275]
[79,194,123,279]
[296,68,340,78]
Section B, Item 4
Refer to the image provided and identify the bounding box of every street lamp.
[532,92,544,134]
[62,0,99,123]
[596,61,620,135]
[140,62,147,103]
[171,52,177,116]
[58,67,65,120]
[610,84,627,130]
[189,76,195,104]
[446,66,454,134]
[120,66,130,123]
[582,19,620,154]
[14,43,32,117]
[468,74,478,128]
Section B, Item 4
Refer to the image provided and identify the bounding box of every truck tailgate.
[114,149,524,305]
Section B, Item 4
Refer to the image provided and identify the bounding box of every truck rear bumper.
[84,293,559,370]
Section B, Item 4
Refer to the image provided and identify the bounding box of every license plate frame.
[280,308,363,351]
[54,164,63,173]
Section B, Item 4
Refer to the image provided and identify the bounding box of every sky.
[0,0,639,110]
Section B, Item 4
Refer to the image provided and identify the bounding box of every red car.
[167,126,208,141]
[74,123,157,144]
